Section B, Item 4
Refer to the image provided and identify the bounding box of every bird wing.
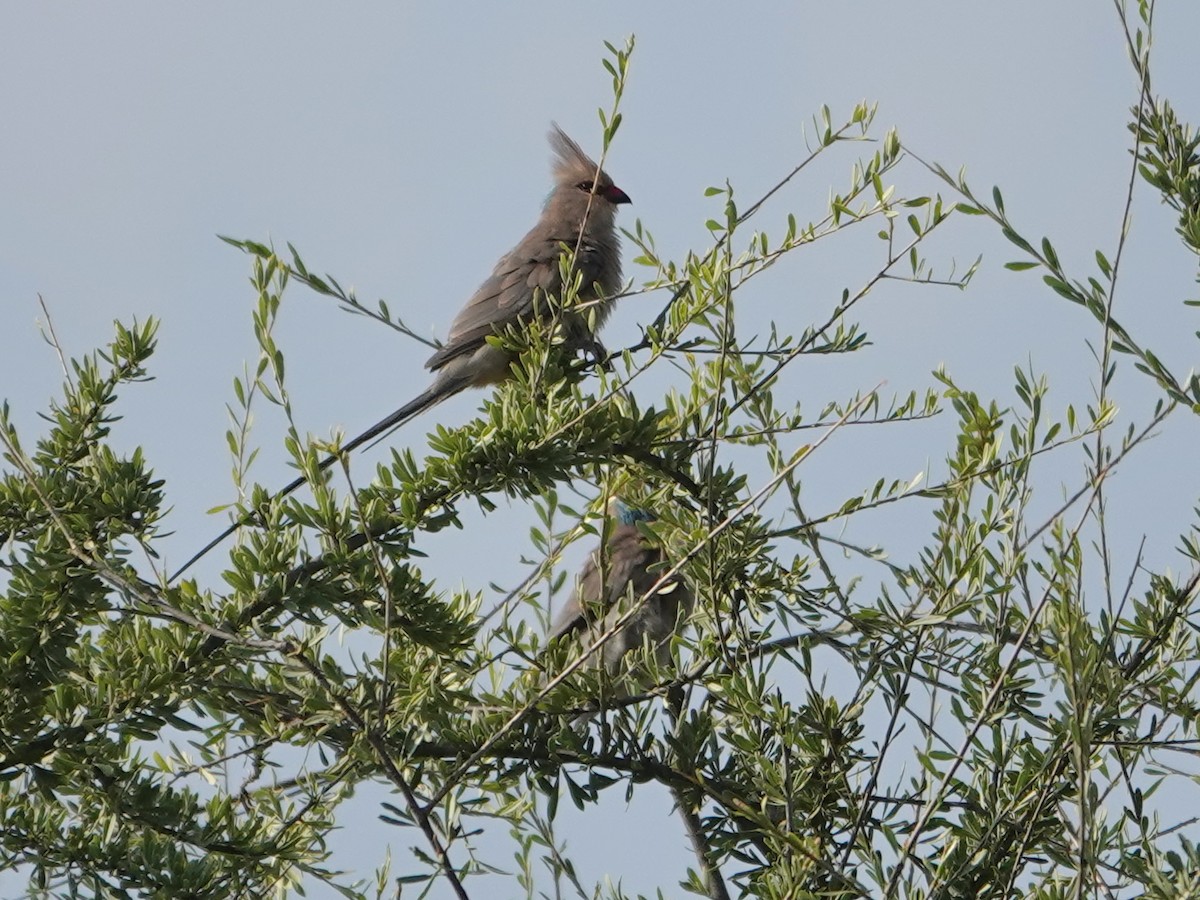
[549,524,661,642]
[424,230,571,372]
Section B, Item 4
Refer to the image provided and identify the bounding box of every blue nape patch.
[613,499,654,526]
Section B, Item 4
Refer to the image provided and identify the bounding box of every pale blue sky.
[2,3,1198,896]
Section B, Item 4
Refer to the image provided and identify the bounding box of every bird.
[171,125,631,581]
[547,499,693,681]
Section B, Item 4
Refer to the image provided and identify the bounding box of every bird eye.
[575,180,595,193]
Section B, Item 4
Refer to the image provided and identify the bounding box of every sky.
[2,3,1199,897]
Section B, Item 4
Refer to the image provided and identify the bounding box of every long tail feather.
[169,388,441,582]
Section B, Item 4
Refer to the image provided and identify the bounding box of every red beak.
[604,185,632,205]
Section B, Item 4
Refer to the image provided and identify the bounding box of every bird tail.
[169,387,442,582]
[339,387,441,456]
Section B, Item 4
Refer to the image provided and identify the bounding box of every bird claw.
[580,338,612,372]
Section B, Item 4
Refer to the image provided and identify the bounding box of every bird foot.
[579,337,612,372]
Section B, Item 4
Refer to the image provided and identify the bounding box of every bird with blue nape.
[547,498,693,683]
